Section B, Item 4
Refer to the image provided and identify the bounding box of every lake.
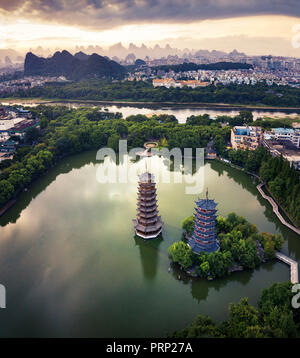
[0,152,299,338]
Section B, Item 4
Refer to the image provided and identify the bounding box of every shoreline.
[215,158,300,232]
[2,97,300,112]
[1,152,299,234]
[0,199,16,217]
[257,183,300,235]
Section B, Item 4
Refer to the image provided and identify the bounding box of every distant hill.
[24,50,125,79]
[152,62,253,73]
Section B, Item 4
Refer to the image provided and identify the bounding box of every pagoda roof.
[133,217,163,233]
[137,207,157,214]
[195,198,217,211]
[138,194,156,201]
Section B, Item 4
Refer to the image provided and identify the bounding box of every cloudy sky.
[0,0,300,56]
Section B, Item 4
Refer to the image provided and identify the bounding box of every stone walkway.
[256,183,300,236]
[275,252,299,284]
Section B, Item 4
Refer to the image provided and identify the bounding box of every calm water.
[95,104,300,123]
[2,100,300,123]
[0,152,299,338]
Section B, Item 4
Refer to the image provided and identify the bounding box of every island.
[168,208,284,280]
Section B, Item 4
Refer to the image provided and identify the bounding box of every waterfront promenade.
[275,252,299,284]
[256,183,300,236]
[256,183,300,283]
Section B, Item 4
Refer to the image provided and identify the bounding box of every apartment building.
[231,126,263,150]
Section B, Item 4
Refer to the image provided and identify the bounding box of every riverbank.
[0,199,16,217]
[2,97,300,112]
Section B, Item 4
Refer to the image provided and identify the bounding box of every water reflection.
[5,100,300,123]
[170,260,254,304]
[0,151,98,227]
[134,236,163,282]
[0,151,296,337]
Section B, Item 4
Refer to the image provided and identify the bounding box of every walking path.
[275,252,299,284]
[256,183,300,236]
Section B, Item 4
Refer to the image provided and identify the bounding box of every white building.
[265,128,300,148]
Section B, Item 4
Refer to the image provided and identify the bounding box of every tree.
[172,281,300,338]
[107,134,120,152]
[263,306,297,338]
[213,134,226,155]
[268,176,286,202]
[0,179,14,205]
[172,314,217,338]
[259,232,283,259]
[112,121,128,137]
[181,216,194,235]
[216,216,231,233]
[24,127,40,144]
[207,252,228,278]
[196,261,210,278]
[238,110,253,124]
[258,282,298,338]
[226,298,260,338]
[168,241,193,270]
[258,282,294,316]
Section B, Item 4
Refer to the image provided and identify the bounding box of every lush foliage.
[168,212,284,280]
[2,80,300,107]
[181,216,194,236]
[172,282,300,338]
[226,147,300,226]
[0,106,229,208]
[167,241,194,270]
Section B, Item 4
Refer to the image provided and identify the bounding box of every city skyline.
[0,1,300,57]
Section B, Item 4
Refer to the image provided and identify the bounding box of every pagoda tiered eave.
[134,171,163,240]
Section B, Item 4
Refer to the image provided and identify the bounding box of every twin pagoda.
[133,172,163,239]
[133,172,219,255]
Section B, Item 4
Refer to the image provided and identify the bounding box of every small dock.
[275,252,299,284]
[257,183,300,236]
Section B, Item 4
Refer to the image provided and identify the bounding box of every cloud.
[0,0,300,30]
[158,35,299,57]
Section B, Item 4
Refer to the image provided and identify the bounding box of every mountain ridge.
[24,51,125,79]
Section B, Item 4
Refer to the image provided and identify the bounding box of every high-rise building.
[188,191,219,254]
[133,172,163,239]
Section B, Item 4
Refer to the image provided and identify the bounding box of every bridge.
[256,183,300,236]
[275,252,299,284]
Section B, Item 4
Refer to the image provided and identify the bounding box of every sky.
[0,0,300,56]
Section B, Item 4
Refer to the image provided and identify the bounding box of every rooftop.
[273,128,295,134]
[195,198,218,210]
[234,126,251,136]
